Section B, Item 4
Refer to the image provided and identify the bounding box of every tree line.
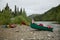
[0,3,31,25]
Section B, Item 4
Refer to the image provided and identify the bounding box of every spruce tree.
[19,8,22,15]
[0,3,12,25]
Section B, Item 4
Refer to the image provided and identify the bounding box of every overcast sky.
[0,0,60,16]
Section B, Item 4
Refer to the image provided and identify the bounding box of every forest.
[0,3,31,25]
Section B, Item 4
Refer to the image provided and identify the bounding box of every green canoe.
[30,23,53,32]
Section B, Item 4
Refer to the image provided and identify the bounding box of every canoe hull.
[30,23,53,32]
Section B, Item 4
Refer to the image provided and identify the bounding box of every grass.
[10,15,31,26]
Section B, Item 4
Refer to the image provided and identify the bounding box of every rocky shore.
[0,25,60,40]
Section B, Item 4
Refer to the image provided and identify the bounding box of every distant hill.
[29,5,60,23]
[41,5,60,21]
[28,14,40,19]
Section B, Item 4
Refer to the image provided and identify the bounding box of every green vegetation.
[0,3,31,25]
[29,5,60,23]
[0,3,12,25]
[10,9,31,25]
[41,5,60,22]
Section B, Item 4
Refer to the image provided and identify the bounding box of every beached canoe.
[30,23,53,32]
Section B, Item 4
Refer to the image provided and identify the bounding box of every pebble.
[15,30,19,32]
[4,39,8,40]
[21,38,24,40]
[48,38,50,40]
[30,32,33,34]
[34,33,36,35]
[47,34,51,37]
[33,37,36,39]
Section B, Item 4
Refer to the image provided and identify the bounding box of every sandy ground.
[0,25,60,40]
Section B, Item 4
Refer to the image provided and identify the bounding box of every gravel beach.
[0,25,60,40]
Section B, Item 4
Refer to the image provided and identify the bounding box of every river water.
[35,21,60,30]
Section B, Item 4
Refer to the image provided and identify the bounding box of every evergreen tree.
[22,8,27,17]
[0,3,12,25]
[19,8,22,15]
[0,10,1,13]
[14,5,17,16]
[16,7,19,15]
[14,5,19,16]
[5,3,10,10]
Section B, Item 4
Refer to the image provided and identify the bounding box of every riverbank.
[52,22,60,24]
[0,25,60,40]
